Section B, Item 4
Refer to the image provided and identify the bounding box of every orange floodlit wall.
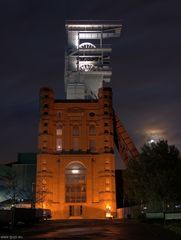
[36,87,117,219]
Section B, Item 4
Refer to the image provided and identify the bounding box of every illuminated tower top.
[65,20,122,99]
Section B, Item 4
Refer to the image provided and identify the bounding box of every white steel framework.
[65,20,122,99]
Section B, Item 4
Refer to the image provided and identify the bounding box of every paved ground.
[0,220,181,240]
[27,220,181,239]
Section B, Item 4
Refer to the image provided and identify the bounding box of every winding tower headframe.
[65,20,122,99]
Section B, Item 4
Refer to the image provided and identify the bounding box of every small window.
[42,186,46,191]
[44,122,48,127]
[104,104,109,107]
[43,112,48,115]
[104,130,109,134]
[104,95,108,98]
[42,178,47,185]
[44,104,48,108]
[73,126,79,136]
[42,166,47,171]
[104,146,110,153]
[104,123,108,127]
[43,141,47,148]
[43,130,48,134]
[104,111,109,115]
[105,159,110,164]
[105,164,110,170]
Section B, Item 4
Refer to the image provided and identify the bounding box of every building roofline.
[65,20,122,28]
[54,99,98,103]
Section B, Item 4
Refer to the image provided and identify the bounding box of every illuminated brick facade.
[36,20,122,219]
[36,86,117,219]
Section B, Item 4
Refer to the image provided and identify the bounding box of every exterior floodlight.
[106,203,112,218]
[72,169,79,174]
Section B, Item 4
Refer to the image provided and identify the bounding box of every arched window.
[73,125,79,136]
[89,125,96,136]
[65,162,86,203]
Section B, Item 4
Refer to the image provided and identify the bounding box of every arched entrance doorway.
[65,162,86,217]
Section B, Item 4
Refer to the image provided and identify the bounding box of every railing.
[67,44,112,55]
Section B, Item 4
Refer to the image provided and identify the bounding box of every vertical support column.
[101,27,103,65]
[38,88,55,153]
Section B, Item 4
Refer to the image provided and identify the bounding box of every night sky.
[0,0,181,163]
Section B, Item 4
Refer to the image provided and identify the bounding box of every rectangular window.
[57,111,62,118]
[43,140,47,147]
[73,126,79,136]
[56,128,62,136]
[56,138,62,151]
[44,104,48,108]
[106,178,110,184]
[42,166,47,171]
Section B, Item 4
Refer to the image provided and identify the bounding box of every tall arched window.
[56,123,62,136]
[73,125,79,136]
[89,125,96,136]
[65,162,86,203]
[56,123,62,151]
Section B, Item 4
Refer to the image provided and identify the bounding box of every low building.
[0,153,36,207]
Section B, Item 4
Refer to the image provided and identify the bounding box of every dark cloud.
[0,0,181,163]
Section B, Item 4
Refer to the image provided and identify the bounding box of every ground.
[0,220,181,240]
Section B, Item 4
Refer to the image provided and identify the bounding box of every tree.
[124,140,181,211]
[0,166,26,206]
[0,167,26,229]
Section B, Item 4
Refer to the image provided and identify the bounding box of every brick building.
[36,86,117,218]
[36,21,123,219]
